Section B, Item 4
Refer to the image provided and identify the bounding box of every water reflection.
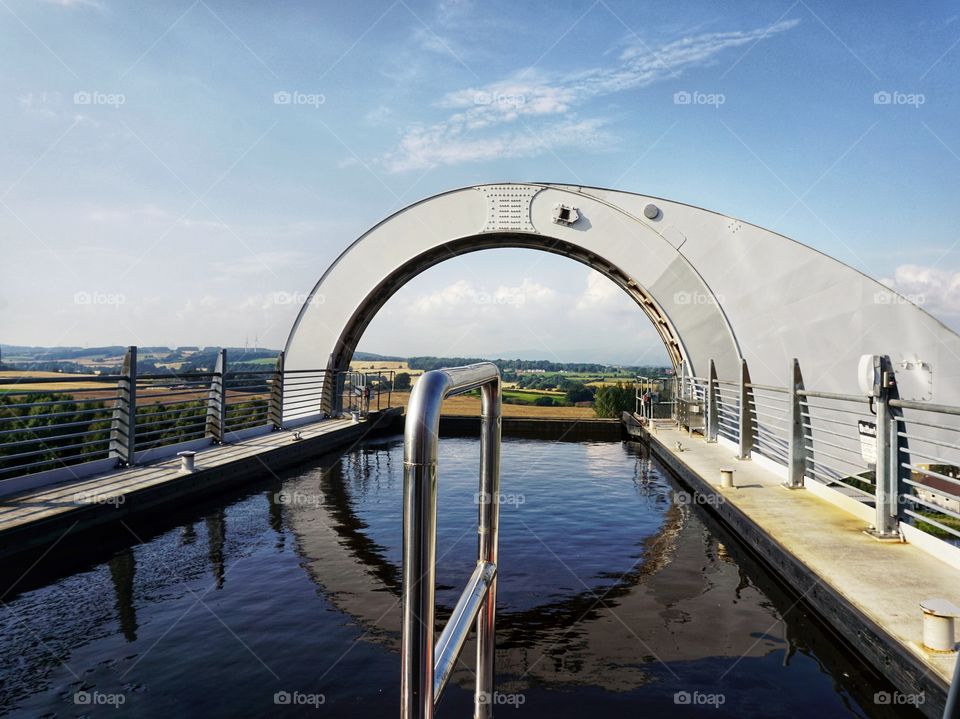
[206,510,226,590]
[0,437,922,718]
[107,547,137,642]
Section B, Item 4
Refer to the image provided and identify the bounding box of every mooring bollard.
[177,451,196,473]
[919,599,959,652]
[720,468,735,489]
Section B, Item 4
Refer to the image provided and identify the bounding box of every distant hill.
[0,345,663,374]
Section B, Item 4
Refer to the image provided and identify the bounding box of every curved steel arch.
[283,182,960,417]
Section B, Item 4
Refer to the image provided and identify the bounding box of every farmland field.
[387,391,596,419]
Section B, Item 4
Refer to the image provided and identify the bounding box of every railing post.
[268,350,284,430]
[738,359,754,460]
[475,379,501,718]
[784,358,807,489]
[706,360,719,442]
[109,345,137,466]
[871,355,901,538]
[205,349,226,444]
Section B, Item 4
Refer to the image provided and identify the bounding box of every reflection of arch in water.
[280,441,813,690]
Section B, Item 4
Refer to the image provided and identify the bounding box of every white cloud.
[407,278,556,317]
[574,271,626,313]
[381,19,800,172]
[881,264,960,318]
[382,117,612,173]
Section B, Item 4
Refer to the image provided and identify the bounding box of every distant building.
[913,465,960,514]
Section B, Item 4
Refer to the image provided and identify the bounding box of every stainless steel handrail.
[402,363,501,719]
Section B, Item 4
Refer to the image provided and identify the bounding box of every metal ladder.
[401,363,502,719]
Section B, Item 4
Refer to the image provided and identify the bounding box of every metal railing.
[0,346,395,482]
[401,363,501,719]
[634,376,670,421]
[673,354,960,549]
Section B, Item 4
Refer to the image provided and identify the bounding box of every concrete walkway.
[639,422,958,717]
[0,412,399,559]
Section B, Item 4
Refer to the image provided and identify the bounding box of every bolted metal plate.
[478,185,542,233]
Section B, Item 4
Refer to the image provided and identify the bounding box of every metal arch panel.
[578,185,960,402]
[283,181,960,416]
[282,185,741,416]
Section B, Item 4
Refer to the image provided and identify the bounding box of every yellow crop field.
[349,360,424,376]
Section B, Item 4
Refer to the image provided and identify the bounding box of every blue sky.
[2,0,959,364]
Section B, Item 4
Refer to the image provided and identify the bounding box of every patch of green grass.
[914,510,960,540]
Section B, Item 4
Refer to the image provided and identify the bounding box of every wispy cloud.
[218,251,307,278]
[382,117,611,173]
[380,19,800,172]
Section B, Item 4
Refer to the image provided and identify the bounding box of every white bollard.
[920,598,959,652]
[720,468,735,489]
[177,451,196,473]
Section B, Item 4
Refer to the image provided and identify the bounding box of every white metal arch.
[283,182,960,417]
